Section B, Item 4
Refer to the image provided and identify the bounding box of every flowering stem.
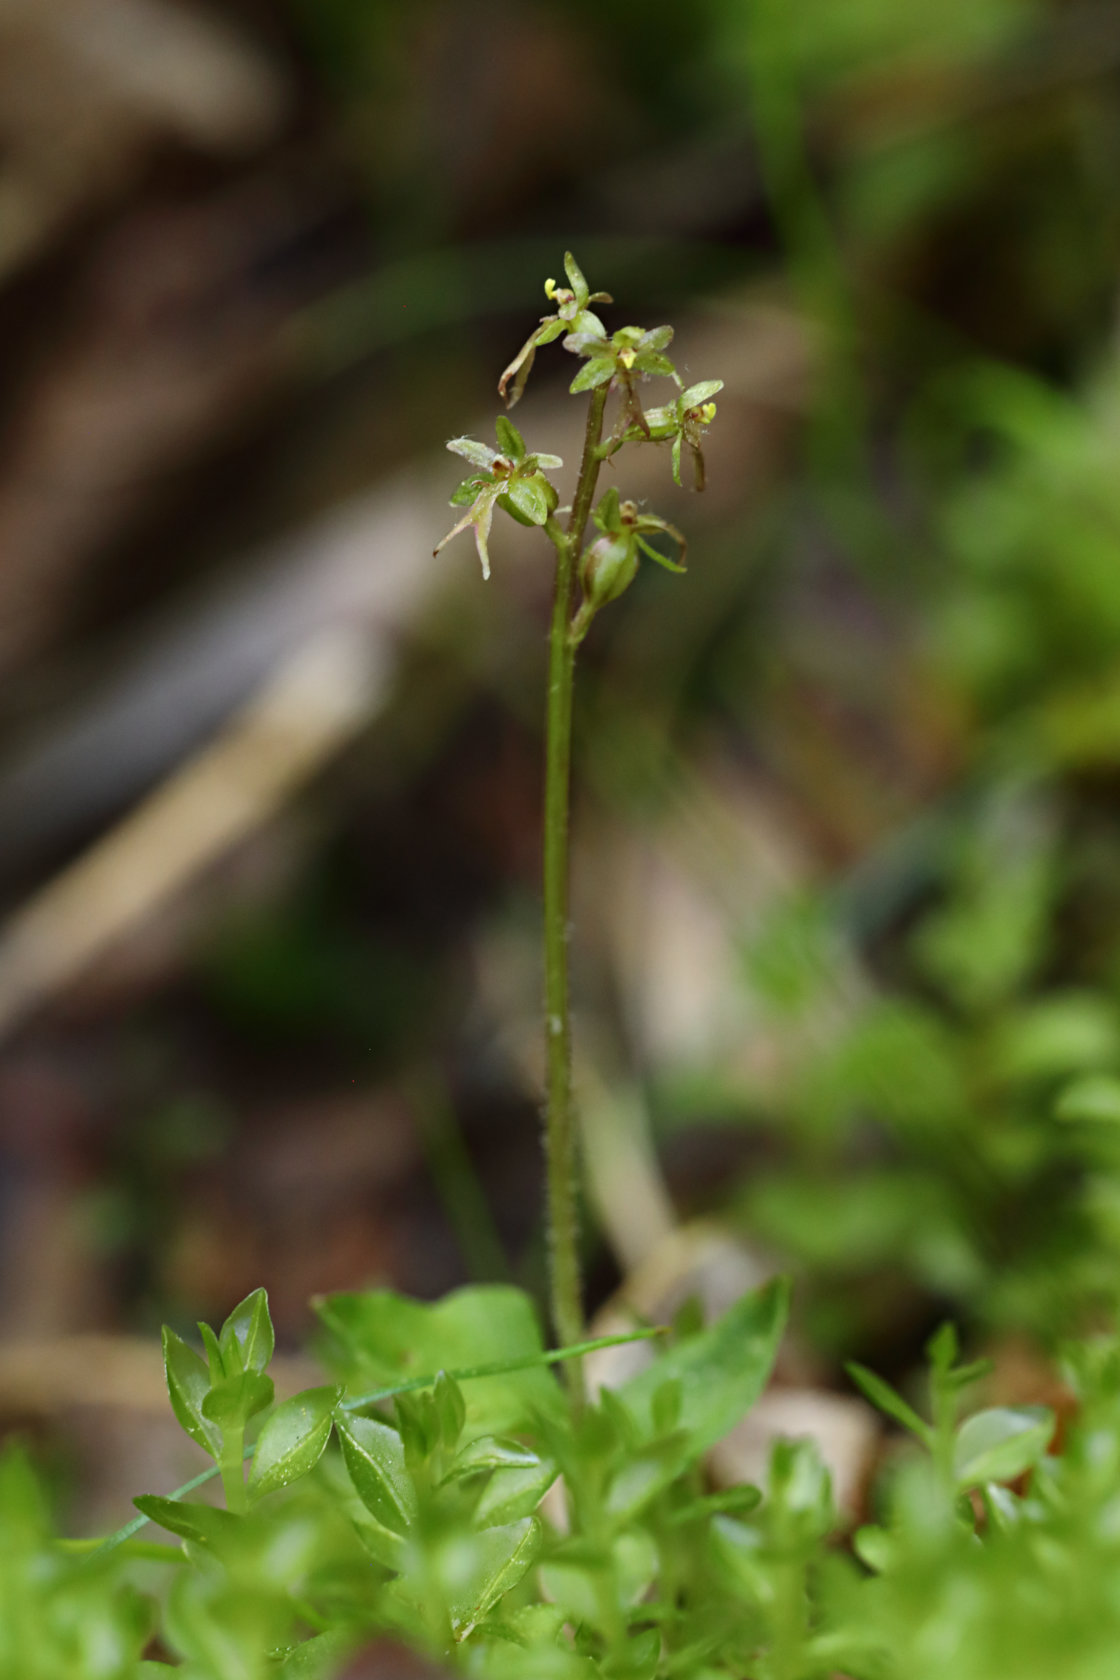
[542,382,608,1394]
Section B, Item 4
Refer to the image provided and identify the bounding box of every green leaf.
[162,1327,220,1459]
[846,1363,932,1443]
[494,415,525,463]
[447,1436,543,1478]
[593,487,621,532]
[219,1287,275,1377]
[201,1371,274,1429]
[1056,1074,1120,1124]
[504,477,549,526]
[927,1322,960,1373]
[636,534,686,573]
[336,1414,417,1533]
[198,1322,226,1386]
[444,1517,540,1635]
[531,451,563,470]
[639,325,674,352]
[247,1386,340,1503]
[447,436,498,469]
[450,475,485,507]
[570,357,616,394]
[434,1370,466,1446]
[953,1406,1054,1490]
[665,1485,761,1525]
[275,1630,358,1680]
[474,1458,557,1526]
[563,251,589,305]
[634,351,676,378]
[681,379,723,406]
[619,1278,789,1461]
[352,1511,407,1572]
[318,1285,562,1435]
[131,1496,239,1549]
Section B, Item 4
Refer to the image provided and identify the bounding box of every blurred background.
[4,0,1120,1523]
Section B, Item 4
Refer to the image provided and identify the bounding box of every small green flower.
[565,323,678,443]
[434,416,562,579]
[572,486,686,642]
[498,251,612,408]
[602,378,723,490]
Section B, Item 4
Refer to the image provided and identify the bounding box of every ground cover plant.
[11,254,1120,1680]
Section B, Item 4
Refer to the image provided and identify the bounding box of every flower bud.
[580,531,639,611]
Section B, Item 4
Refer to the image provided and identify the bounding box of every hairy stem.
[543,382,608,1391]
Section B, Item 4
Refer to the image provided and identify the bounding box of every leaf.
[444,1517,540,1636]
[275,1630,358,1680]
[634,352,676,377]
[434,1371,466,1446]
[570,357,616,394]
[336,1414,417,1533]
[504,477,549,526]
[201,1371,274,1429]
[846,1363,932,1444]
[494,415,525,463]
[927,1322,959,1373]
[681,379,723,406]
[447,1436,543,1478]
[619,1278,789,1461]
[447,436,498,469]
[198,1322,226,1386]
[593,487,621,532]
[498,337,538,408]
[636,535,686,573]
[953,1406,1054,1490]
[639,325,674,352]
[531,451,563,469]
[131,1496,239,1549]
[162,1328,220,1459]
[1056,1074,1120,1124]
[563,251,589,305]
[352,1512,407,1572]
[247,1386,340,1503]
[450,475,486,506]
[317,1285,562,1435]
[473,1458,557,1526]
[219,1288,275,1376]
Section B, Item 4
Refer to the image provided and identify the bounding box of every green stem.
[543,382,608,1390]
[219,1424,247,1514]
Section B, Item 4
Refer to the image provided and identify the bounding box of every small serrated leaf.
[248,1386,340,1503]
[162,1328,220,1459]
